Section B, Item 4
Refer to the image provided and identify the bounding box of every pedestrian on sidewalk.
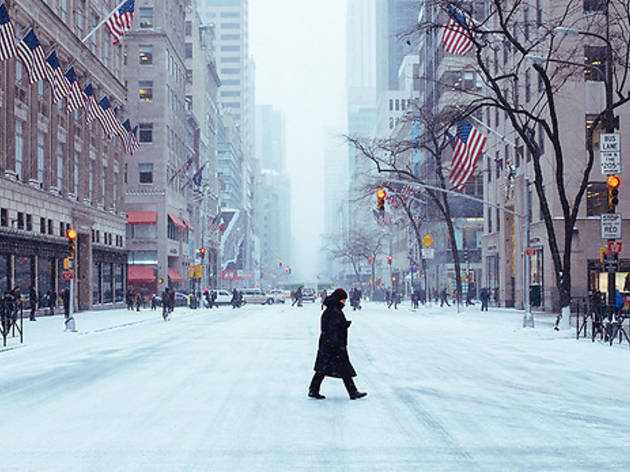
[308,288,367,400]
[62,288,70,319]
[29,285,37,321]
[480,288,489,311]
[440,288,450,307]
[47,289,56,316]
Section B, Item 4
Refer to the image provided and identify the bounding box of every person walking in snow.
[480,288,489,311]
[308,288,367,400]
[440,288,450,307]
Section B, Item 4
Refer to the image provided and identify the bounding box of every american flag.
[83,83,98,124]
[121,119,132,153]
[45,51,71,103]
[441,6,475,56]
[372,209,385,227]
[105,0,135,45]
[65,68,87,113]
[112,107,128,145]
[95,96,118,137]
[0,4,17,62]
[209,213,225,233]
[17,29,48,84]
[129,125,140,154]
[448,121,486,191]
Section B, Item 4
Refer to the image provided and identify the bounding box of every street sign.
[422,248,434,259]
[608,241,623,253]
[603,252,619,272]
[600,133,620,152]
[189,264,203,279]
[61,271,74,280]
[601,213,622,239]
[525,247,536,256]
[422,234,434,247]
[600,151,621,174]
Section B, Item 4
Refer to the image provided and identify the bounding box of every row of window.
[0,208,123,247]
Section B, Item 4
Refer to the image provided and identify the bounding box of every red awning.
[168,213,186,230]
[183,219,194,232]
[126,211,157,225]
[167,267,184,283]
[128,266,156,283]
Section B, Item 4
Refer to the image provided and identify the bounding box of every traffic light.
[387,254,393,265]
[199,247,207,260]
[66,228,77,258]
[607,175,620,211]
[279,259,283,267]
[376,188,387,212]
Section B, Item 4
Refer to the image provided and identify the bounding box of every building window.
[220,56,239,63]
[48,219,53,235]
[139,123,153,143]
[185,20,192,35]
[220,68,240,75]
[525,69,531,102]
[586,182,608,215]
[185,43,193,58]
[221,23,240,29]
[220,90,241,97]
[536,0,543,26]
[89,160,94,200]
[584,0,606,14]
[221,45,241,52]
[139,45,153,64]
[74,151,79,196]
[584,45,606,81]
[17,212,24,230]
[139,8,153,28]
[39,217,45,233]
[221,34,240,40]
[139,80,153,101]
[56,143,64,191]
[524,8,530,41]
[585,114,600,150]
[0,209,6,227]
[496,208,501,231]
[60,0,68,22]
[15,120,23,180]
[222,79,241,86]
[37,132,45,185]
[139,163,153,184]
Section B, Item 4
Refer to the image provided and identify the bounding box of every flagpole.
[81,0,128,43]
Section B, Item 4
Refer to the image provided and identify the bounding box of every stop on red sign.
[525,247,536,256]
[608,241,623,253]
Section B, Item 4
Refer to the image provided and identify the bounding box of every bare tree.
[347,106,470,305]
[416,0,630,324]
[324,229,387,288]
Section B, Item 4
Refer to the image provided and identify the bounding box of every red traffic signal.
[376,188,387,200]
[607,175,621,189]
[387,254,393,264]
[199,247,207,255]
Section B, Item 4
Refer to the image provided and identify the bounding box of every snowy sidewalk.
[1,301,629,471]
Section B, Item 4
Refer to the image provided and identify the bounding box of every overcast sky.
[250,0,347,281]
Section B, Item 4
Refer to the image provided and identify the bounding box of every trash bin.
[529,285,541,307]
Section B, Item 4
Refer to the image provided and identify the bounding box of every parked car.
[269,289,286,304]
[174,292,189,307]
[241,288,274,305]
[302,288,317,302]
[208,289,232,306]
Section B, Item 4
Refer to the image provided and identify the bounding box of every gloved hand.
[346,320,352,327]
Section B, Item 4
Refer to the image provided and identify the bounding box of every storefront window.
[486,254,499,303]
[38,257,55,301]
[92,262,102,305]
[0,254,9,294]
[529,248,544,307]
[115,264,124,302]
[103,263,113,303]
[15,256,34,294]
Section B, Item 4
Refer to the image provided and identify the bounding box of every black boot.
[343,377,367,400]
[308,391,326,399]
[350,391,367,400]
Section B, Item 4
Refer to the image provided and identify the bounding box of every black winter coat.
[313,298,357,378]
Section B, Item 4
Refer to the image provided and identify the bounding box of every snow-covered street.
[2,301,630,471]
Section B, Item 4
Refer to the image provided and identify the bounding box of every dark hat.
[327,288,347,303]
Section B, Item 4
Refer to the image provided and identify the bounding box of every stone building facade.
[0,0,128,311]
